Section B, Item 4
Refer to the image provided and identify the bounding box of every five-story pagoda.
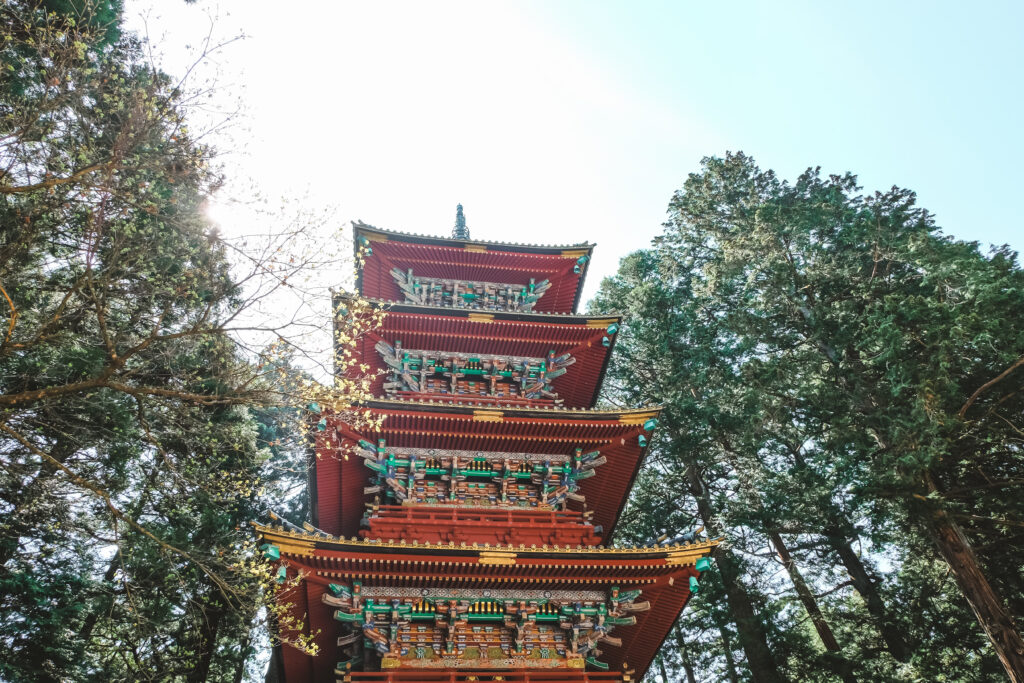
[257,206,719,682]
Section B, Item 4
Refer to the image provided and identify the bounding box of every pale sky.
[128,0,1024,307]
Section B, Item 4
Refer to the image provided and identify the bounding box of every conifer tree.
[596,152,1022,681]
[1,2,381,679]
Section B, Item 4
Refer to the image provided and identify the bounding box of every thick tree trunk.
[686,468,782,683]
[825,530,910,662]
[770,531,857,682]
[187,594,225,683]
[788,446,910,663]
[233,627,252,683]
[717,440,849,681]
[921,477,1024,682]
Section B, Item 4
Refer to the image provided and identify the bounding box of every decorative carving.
[355,440,605,510]
[376,340,573,401]
[391,267,551,312]
[326,584,638,671]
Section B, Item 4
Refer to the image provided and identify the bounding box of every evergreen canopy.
[595,152,1024,682]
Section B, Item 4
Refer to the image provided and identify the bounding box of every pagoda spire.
[452,203,470,240]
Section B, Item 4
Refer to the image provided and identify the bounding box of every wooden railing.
[371,505,592,527]
[394,391,558,408]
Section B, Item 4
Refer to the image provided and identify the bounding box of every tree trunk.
[770,531,857,682]
[703,543,782,681]
[232,627,252,683]
[673,626,699,683]
[719,626,741,683]
[921,476,1024,682]
[687,467,782,683]
[657,655,670,683]
[187,593,225,683]
[264,646,282,683]
[770,531,841,651]
[787,446,910,663]
[825,530,910,662]
[716,439,847,681]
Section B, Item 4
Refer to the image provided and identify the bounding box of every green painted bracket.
[695,557,712,572]
[336,655,362,670]
[328,583,351,598]
[689,575,700,594]
[261,544,280,561]
[334,610,363,623]
[605,615,637,626]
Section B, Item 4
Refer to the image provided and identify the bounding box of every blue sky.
[539,1,1024,243]
[132,0,1023,304]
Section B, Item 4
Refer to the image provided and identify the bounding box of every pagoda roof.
[255,522,717,566]
[256,523,718,681]
[350,306,620,409]
[353,223,594,314]
[353,221,595,254]
[311,402,660,547]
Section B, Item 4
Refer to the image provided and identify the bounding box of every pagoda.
[257,206,718,683]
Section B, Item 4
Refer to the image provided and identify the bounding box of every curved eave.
[254,523,718,567]
[353,221,595,254]
[361,398,659,422]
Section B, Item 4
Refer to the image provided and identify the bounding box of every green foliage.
[596,152,1023,681]
[0,1,310,680]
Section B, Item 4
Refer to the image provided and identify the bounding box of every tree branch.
[959,355,1024,418]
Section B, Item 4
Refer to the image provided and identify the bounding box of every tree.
[1,2,382,679]
[595,152,1022,681]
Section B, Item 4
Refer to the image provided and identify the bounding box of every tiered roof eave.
[359,398,659,418]
[255,522,719,565]
[352,220,596,254]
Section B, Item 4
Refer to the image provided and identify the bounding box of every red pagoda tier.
[260,207,718,683]
[340,301,621,409]
[352,218,594,315]
[257,523,718,683]
[311,401,661,548]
